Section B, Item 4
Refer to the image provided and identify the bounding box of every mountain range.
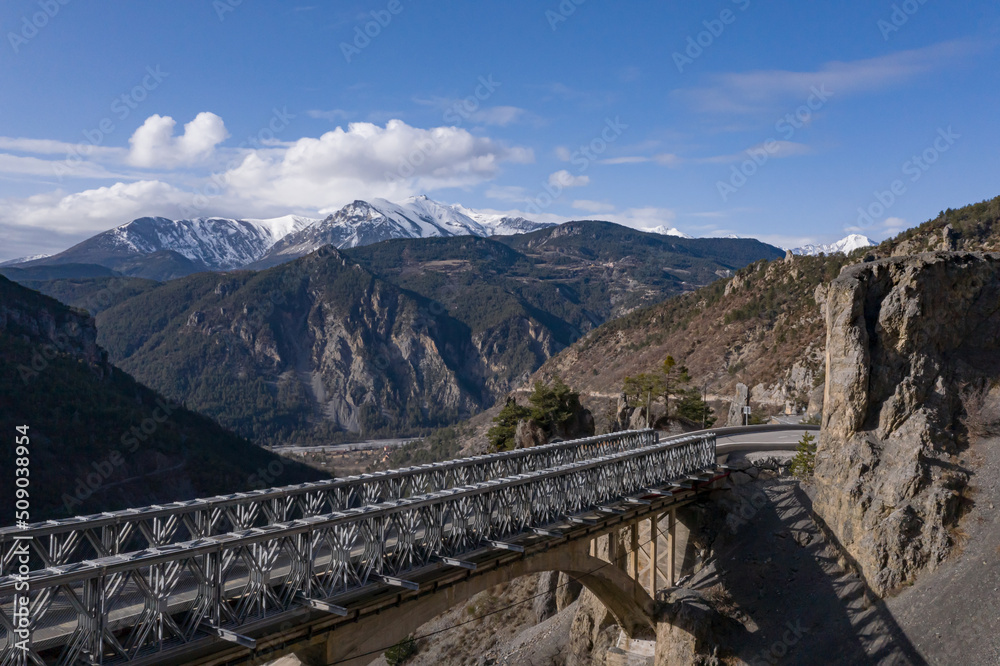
[12,196,552,281]
[27,221,784,445]
[790,233,874,256]
[5,195,871,282]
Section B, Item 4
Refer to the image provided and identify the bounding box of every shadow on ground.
[685,478,925,665]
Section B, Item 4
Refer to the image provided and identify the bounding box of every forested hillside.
[0,276,323,523]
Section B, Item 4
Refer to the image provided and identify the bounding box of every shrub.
[527,376,582,433]
[487,397,531,452]
[385,637,417,665]
[961,385,1000,439]
[675,388,716,427]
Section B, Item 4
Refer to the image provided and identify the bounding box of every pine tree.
[487,397,530,452]
[790,432,817,478]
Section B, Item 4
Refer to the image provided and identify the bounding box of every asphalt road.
[716,429,812,455]
[268,438,418,454]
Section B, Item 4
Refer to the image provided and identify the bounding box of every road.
[268,438,418,454]
[655,424,818,458]
[716,429,812,455]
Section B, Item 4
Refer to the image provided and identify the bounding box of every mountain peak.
[646,225,693,239]
[791,234,875,256]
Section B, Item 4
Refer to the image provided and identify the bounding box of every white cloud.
[603,207,677,230]
[128,112,230,168]
[0,180,193,235]
[676,40,979,114]
[468,106,529,127]
[882,216,907,233]
[485,185,530,202]
[0,153,129,181]
[0,137,124,159]
[0,117,536,254]
[697,140,813,164]
[548,169,589,188]
[572,199,615,213]
[223,119,533,212]
[845,215,908,239]
[601,153,681,167]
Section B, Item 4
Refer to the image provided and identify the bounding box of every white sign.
[742,406,752,415]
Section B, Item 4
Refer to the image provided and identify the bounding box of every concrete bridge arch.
[294,537,658,666]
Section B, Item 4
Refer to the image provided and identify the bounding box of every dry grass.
[961,385,1000,439]
[703,583,741,618]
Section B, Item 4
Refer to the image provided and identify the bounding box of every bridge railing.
[0,429,658,575]
[0,433,715,666]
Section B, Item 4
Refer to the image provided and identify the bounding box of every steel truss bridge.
[0,429,725,665]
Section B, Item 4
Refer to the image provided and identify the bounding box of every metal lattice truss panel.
[0,433,715,665]
[0,431,659,574]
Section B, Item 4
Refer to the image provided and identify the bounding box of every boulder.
[628,407,649,430]
[814,252,1000,595]
[729,471,753,486]
[558,406,596,440]
[726,383,749,426]
[514,419,546,449]
[612,392,635,432]
[805,384,824,421]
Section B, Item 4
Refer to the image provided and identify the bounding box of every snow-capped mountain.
[645,225,693,239]
[24,215,318,277]
[791,234,874,256]
[451,204,555,237]
[252,196,554,268]
[0,254,51,267]
[20,196,558,278]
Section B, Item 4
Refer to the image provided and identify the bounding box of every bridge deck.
[0,431,716,665]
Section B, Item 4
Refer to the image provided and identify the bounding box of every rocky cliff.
[813,252,1000,595]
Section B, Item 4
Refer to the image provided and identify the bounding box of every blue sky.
[0,0,998,261]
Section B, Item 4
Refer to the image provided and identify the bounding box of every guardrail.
[0,430,657,574]
[0,433,715,666]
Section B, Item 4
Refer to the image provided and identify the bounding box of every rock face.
[654,589,744,666]
[726,383,749,426]
[814,252,1000,596]
[805,384,824,421]
[99,248,488,444]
